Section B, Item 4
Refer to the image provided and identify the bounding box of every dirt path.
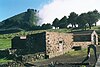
[33,46,100,66]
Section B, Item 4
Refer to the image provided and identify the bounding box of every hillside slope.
[0,9,39,31]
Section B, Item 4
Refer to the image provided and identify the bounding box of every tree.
[86,10,100,29]
[41,23,52,30]
[58,16,68,28]
[76,10,100,29]
[52,18,59,28]
[76,13,88,30]
[67,12,78,28]
[91,10,100,26]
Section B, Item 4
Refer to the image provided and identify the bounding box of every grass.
[0,39,12,63]
[0,29,71,39]
[0,58,12,63]
[0,28,100,63]
[47,28,71,33]
[0,39,11,49]
[66,48,94,56]
[0,27,100,39]
[91,25,100,30]
[66,49,87,56]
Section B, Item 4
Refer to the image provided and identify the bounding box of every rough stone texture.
[72,30,98,45]
[0,62,24,67]
[11,30,98,59]
[45,31,98,58]
[72,42,91,48]
[11,36,27,49]
[12,32,46,54]
[45,32,73,58]
[26,32,46,53]
[22,52,45,63]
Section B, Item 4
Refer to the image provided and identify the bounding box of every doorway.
[93,35,96,45]
[59,41,63,52]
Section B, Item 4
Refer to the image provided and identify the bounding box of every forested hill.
[0,9,39,31]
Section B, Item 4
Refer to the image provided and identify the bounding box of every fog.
[39,0,100,25]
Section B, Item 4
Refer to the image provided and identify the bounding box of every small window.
[59,41,62,43]
[72,46,81,51]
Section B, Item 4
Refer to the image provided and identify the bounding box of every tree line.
[0,9,100,34]
[41,9,100,30]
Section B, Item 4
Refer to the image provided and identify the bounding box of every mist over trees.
[0,9,100,34]
[52,9,100,30]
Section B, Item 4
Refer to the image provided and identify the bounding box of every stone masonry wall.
[26,32,46,53]
[72,42,92,48]
[45,32,73,58]
[45,32,95,58]
[11,31,97,59]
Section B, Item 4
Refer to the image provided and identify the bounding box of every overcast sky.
[0,0,100,25]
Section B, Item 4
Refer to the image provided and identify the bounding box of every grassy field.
[0,26,100,39]
[0,39,12,63]
[0,39,11,49]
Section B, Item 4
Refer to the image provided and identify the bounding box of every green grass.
[0,58,12,63]
[66,50,86,56]
[0,39,12,63]
[0,27,100,39]
[66,49,94,56]
[0,39,11,49]
[91,25,100,30]
[0,29,71,39]
[47,28,71,33]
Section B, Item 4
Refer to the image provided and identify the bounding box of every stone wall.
[0,62,24,67]
[22,52,45,63]
[12,32,46,54]
[26,32,46,53]
[11,31,98,59]
[11,36,27,49]
[45,32,73,58]
[45,32,97,58]
[0,49,10,59]
[72,42,92,48]
[73,35,91,42]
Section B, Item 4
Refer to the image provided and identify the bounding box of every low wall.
[22,52,45,63]
[72,42,92,48]
[47,52,64,58]
[0,62,24,67]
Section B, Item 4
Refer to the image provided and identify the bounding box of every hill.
[0,9,39,32]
